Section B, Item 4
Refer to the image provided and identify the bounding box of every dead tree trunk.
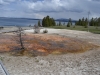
[18,27,24,49]
[17,26,25,50]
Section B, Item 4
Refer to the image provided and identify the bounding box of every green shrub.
[84,25,88,28]
[0,56,3,61]
[67,22,71,27]
[43,29,48,33]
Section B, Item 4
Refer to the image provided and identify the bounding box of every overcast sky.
[0,0,100,20]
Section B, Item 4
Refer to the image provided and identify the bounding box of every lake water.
[0,17,39,27]
[0,17,75,27]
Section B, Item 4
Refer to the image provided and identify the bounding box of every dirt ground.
[0,28,100,75]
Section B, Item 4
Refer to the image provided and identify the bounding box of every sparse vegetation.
[35,60,39,62]
[43,29,48,33]
[0,56,3,61]
[48,26,100,34]
[11,26,26,55]
[73,25,75,28]
[34,25,40,33]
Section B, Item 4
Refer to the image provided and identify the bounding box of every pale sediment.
[0,28,100,75]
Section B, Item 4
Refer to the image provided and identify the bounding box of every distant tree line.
[42,16,73,27]
[42,15,56,27]
[67,18,72,27]
[75,17,100,28]
[75,17,88,28]
[89,17,100,29]
[42,15,100,28]
[56,18,72,27]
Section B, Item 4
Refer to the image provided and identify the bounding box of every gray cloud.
[0,0,100,20]
[0,0,16,5]
[92,0,100,1]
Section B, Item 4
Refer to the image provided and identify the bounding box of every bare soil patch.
[0,33,98,56]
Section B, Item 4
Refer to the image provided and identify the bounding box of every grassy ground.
[48,26,100,34]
